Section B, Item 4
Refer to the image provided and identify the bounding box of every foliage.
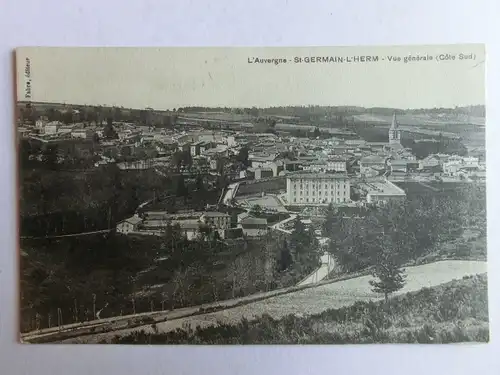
[109,274,488,344]
[313,127,321,138]
[276,239,293,272]
[236,147,250,167]
[176,174,188,198]
[20,229,309,332]
[20,166,171,237]
[249,204,262,216]
[369,252,406,302]
[322,203,341,236]
[326,184,486,273]
[289,216,320,272]
[171,150,192,170]
[103,118,118,139]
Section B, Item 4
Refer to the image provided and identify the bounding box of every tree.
[195,175,205,192]
[313,127,321,138]
[250,204,262,217]
[322,203,340,236]
[62,110,74,125]
[92,133,100,144]
[236,147,250,167]
[43,144,59,168]
[176,175,188,198]
[369,256,406,302]
[249,107,259,117]
[113,107,122,122]
[104,118,118,139]
[289,216,318,266]
[277,239,293,272]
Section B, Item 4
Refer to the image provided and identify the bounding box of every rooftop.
[287,172,349,180]
[361,155,386,163]
[202,211,230,218]
[176,220,203,230]
[391,159,410,166]
[124,216,143,225]
[241,217,268,226]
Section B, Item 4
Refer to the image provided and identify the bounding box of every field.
[180,112,254,122]
[352,113,485,149]
[353,113,485,127]
[61,260,486,343]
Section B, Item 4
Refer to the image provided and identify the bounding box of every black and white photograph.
[16,45,487,344]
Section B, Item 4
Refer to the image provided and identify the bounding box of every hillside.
[110,274,489,344]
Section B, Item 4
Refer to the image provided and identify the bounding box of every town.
[18,102,487,344]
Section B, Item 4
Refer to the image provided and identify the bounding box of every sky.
[15,45,485,110]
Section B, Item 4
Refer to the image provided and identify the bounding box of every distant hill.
[17,101,485,119]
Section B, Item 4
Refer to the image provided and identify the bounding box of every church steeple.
[389,112,401,144]
[390,112,398,130]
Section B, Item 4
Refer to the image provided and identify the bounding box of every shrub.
[110,275,488,344]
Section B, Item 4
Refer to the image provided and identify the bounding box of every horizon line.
[17,100,486,113]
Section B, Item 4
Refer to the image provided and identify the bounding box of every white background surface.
[1,1,499,374]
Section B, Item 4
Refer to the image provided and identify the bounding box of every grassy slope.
[110,274,488,344]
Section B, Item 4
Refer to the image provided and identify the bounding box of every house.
[358,180,406,204]
[44,121,62,134]
[200,212,231,230]
[116,215,143,234]
[199,141,214,154]
[35,119,47,130]
[254,167,274,180]
[71,128,94,139]
[226,136,237,147]
[245,168,256,179]
[239,216,269,237]
[190,141,203,157]
[419,155,441,169]
[359,155,386,175]
[210,159,219,171]
[326,158,347,172]
[202,146,229,164]
[442,156,480,177]
[390,159,409,173]
[249,152,277,168]
[177,220,202,240]
[237,211,251,224]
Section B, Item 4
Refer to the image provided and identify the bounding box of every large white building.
[286,173,350,205]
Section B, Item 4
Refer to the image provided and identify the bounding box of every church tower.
[388,112,401,145]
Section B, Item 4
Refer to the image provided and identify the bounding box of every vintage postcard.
[16,45,487,344]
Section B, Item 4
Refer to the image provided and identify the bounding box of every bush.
[110,274,488,344]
